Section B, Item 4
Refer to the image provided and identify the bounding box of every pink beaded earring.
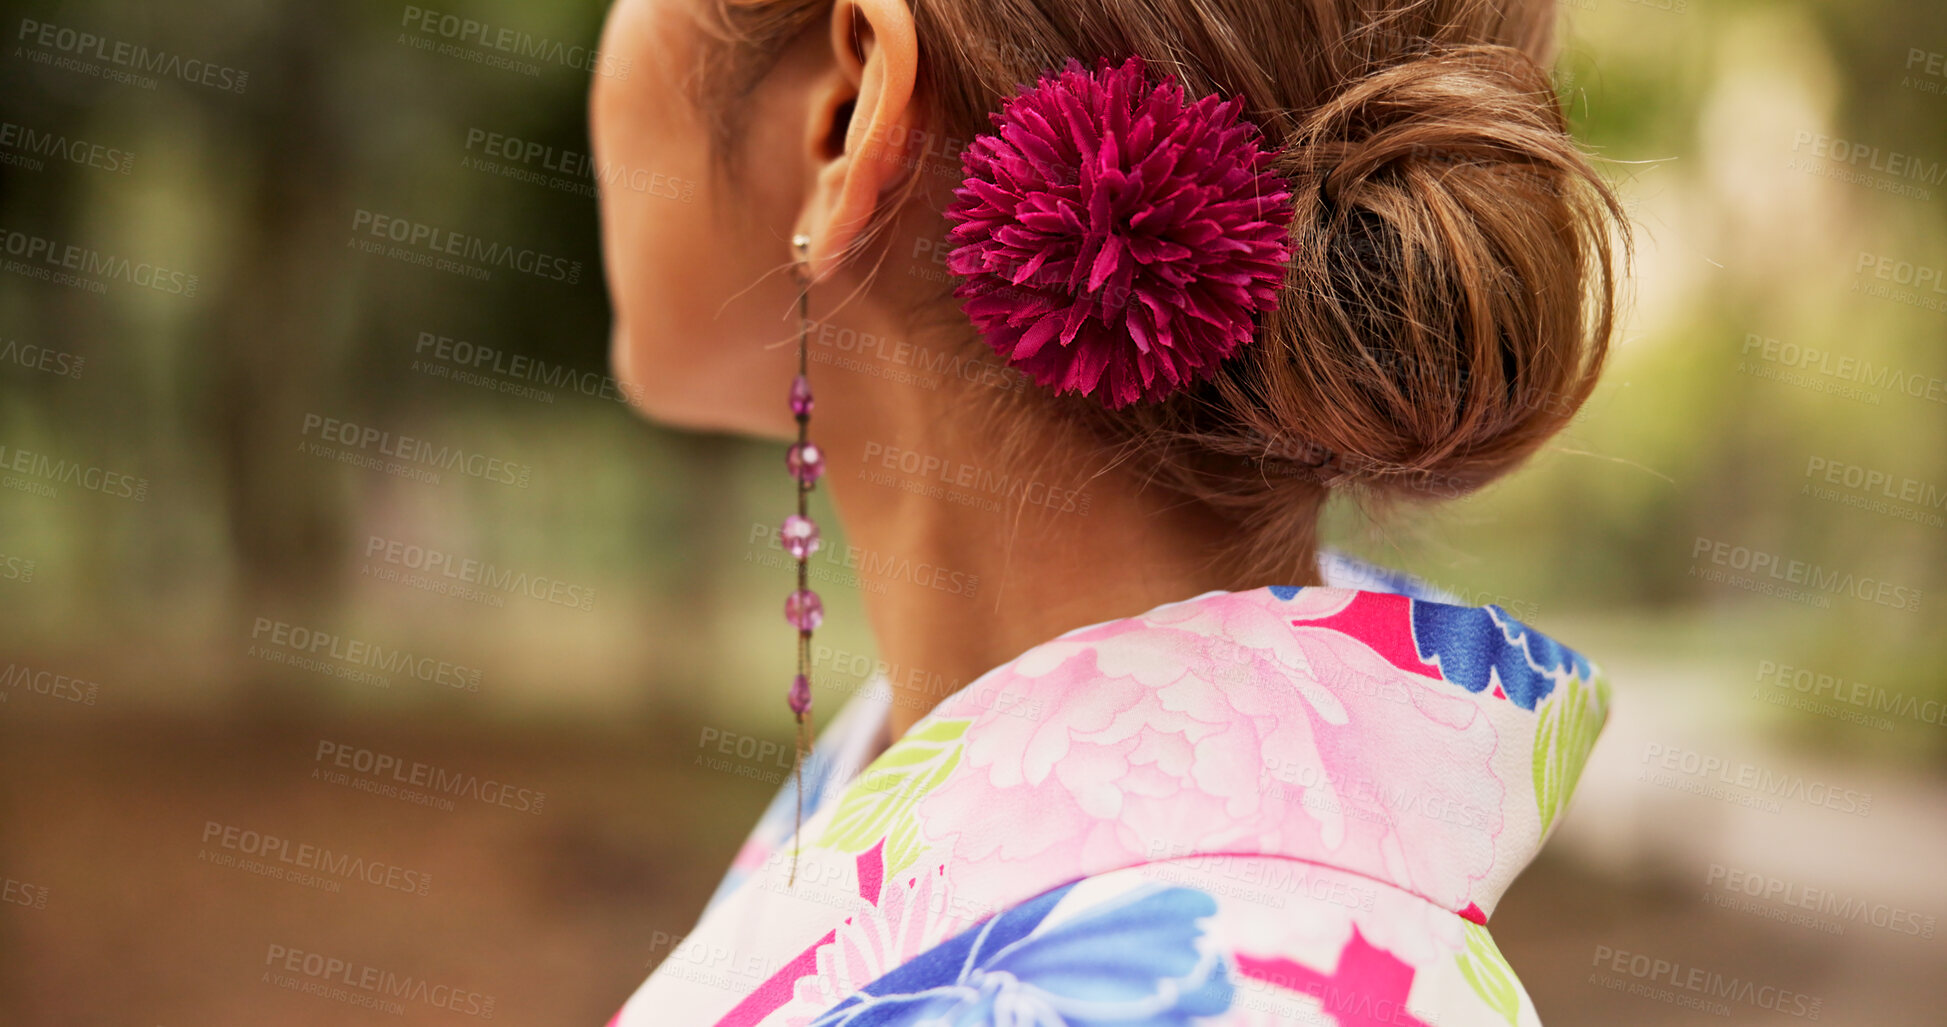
[781,232,823,885]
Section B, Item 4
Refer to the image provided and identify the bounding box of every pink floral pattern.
[921,590,1505,913]
[777,856,970,1026]
[607,570,1609,1027]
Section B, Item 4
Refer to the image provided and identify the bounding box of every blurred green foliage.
[1,0,1941,761]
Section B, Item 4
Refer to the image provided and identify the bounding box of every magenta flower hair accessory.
[944,56,1296,409]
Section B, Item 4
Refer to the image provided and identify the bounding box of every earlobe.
[795,0,920,282]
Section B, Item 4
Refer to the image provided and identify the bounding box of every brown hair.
[693,0,1627,578]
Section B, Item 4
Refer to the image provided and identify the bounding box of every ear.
[795,0,920,282]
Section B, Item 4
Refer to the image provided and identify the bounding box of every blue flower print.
[1267,582,1596,712]
[1411,603,1594,711]
[808,882,1233,1026]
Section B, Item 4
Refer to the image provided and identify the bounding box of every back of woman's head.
[695,0,1626,575]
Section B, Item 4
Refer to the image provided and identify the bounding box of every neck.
[814,332,1320,740]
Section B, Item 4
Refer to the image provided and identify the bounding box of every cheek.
[591,0,797,436]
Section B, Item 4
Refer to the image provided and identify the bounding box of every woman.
[591,0,1624,1022]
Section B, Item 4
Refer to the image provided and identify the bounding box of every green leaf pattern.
[1532,670,1607,834]
[1455,920,1522,1026]
[816,717,970,878]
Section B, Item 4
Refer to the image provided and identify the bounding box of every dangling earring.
[781,233,823,886]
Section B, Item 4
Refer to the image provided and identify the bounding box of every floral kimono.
[607,555,1610,1026]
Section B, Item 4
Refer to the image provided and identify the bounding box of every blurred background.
[1,0,1943,1023]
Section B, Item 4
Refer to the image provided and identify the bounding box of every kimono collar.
[879,578,1610,923]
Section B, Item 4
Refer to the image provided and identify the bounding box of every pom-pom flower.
[944,57,1295,408]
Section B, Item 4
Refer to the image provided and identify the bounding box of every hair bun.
[1287,46,1572,208]
[1224,43,1625,497]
